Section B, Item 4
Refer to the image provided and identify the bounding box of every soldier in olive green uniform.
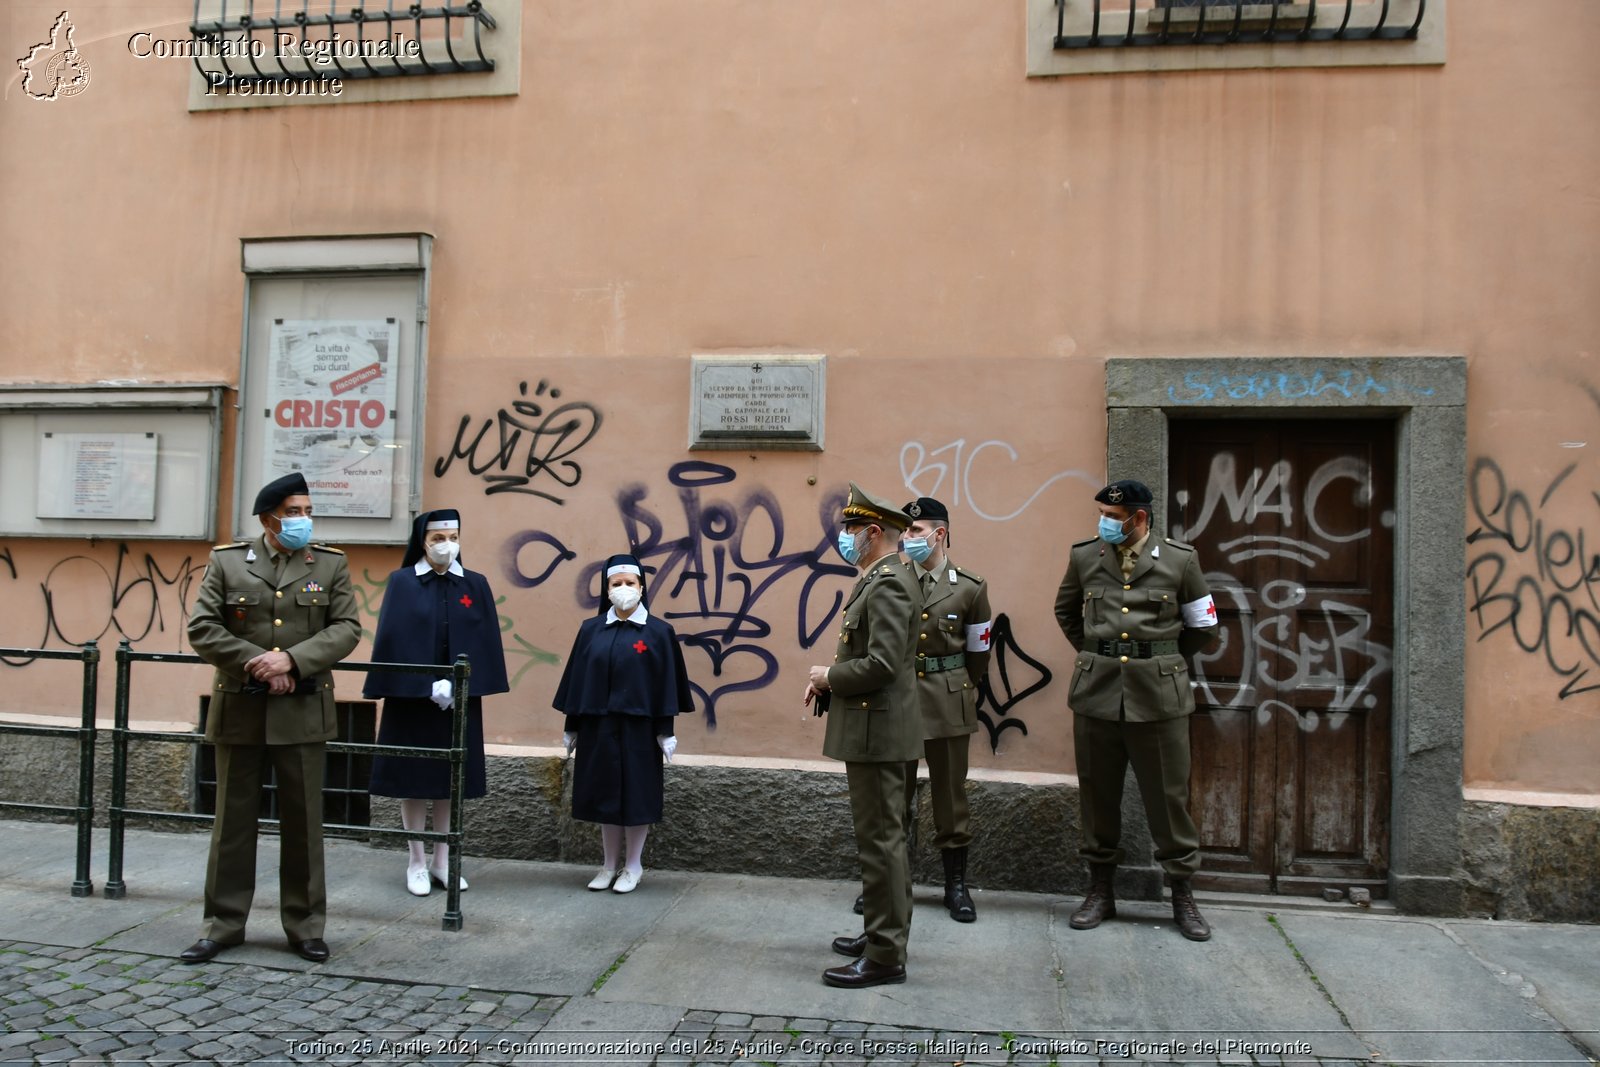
[181,473,361,964]
[805,484,923,988]
[1053,479,1219,942]
[901,497,991,923]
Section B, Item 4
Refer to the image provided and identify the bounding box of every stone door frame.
[1104,355,1467,915]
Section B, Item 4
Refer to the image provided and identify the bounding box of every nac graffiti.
[433,379,603,503]
[1165,369,1436,407]
[900,438,1096,522]
[1176,453,1393,730]
[501,461,855,723]
[973,613,1049,754]
[1466,458,1600,701]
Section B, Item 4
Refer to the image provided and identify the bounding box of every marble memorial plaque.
[690,355,825,451]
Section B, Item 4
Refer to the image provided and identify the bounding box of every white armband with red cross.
[965,620,993,651]
[1182,595,1219,628]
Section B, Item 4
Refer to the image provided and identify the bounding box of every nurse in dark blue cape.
[553,553,692,894]
[364,509,509,897]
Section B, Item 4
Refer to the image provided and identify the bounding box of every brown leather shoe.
[1068,865,1117,930]
[831,933,868,958]
[1170,880,1212,942]
[289,938,331,962]
[179,939,229,964]
[822,956,906,988]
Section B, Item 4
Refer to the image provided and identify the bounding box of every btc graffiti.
[433,379,603,503]
[900,438,1096,522]
[1466,458,1600,701]
[1178,453,1393,730]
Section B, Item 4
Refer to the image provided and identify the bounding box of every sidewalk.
[0,819,1594,1066]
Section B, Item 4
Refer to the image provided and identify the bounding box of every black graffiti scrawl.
[433,379,602,504]
[1467,457,1600,701]
[974,613,1047,753]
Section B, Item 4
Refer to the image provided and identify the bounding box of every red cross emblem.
[633,640,648,654]
[459,594,473,608]
[1205,600,1217,619]
[981,626,991,644]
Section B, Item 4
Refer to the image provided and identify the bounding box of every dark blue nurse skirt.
[369,696,488,800]
[571,714,664,825]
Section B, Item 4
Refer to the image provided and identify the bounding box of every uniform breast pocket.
[295,590,328,627]
[936,618,961,646]
[223,591,261,633]
[1148,588,1179,624]
[840,613,864,651]
[1082,588,1104,625]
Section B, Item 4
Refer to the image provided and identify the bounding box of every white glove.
[563,731,577,757]
[431,679,453,709]
[657,735,677,763]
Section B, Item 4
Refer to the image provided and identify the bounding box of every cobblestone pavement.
[1,938,1395,1067]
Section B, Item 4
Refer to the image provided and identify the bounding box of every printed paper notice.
[37,433,159,520]
[264,319,399,518]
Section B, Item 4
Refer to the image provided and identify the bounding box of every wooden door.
[1168,420,1393,897]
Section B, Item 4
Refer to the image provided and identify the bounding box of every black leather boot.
[1170,878,1212,941]
[942,848,976,923]
[1068,864,1117,930]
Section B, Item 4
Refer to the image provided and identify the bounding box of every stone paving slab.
[1443,919,1600,1058]
[1276,911,1593,1066]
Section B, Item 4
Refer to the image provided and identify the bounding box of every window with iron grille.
[187,1,520,111]
[1027,0,1444,77]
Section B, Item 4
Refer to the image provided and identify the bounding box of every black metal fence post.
[103,640,133,900]
[441,653,470,932]
[71,640,100,898]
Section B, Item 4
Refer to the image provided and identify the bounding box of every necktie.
[1119,549,1137,580]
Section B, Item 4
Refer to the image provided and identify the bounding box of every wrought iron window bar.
[1055,0,1425,50]
[189,1,496,85]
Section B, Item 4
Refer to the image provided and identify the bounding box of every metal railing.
[1055,0,1426,50]
[189,1,498,87]
[0,642,100,898]
[101,642,474,931]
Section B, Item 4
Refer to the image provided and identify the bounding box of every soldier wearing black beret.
[182,473,361,964]
[1054,478,1221,941]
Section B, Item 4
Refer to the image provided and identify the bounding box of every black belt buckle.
[1110,640,1139,658]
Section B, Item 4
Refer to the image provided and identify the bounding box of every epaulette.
[213,541,248,551]
[953,565,984,583]
[1071,536,1099,548]
[875,563,897,576]
[311,544,346,555]
[1162,538,1195,553]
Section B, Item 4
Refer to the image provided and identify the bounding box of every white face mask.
[426,540,460,567]
[609,584,642,614]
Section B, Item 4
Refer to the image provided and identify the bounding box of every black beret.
[902,497,950,525]
[1094,479,1154,508]
[252,472,310,515]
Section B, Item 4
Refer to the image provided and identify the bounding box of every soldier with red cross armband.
[1053,478,1220,942]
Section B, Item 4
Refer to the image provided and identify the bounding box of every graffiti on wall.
[1176,452,1393,731]
[1466,458,1600,701]
[900,438,1096,522]
[432,379,603,503]
[500,461,856,723]
[973,613,1048,753]
[1165,369,1437,407]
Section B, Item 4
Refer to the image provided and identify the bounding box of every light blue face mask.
[1097,514,1130,546]
[837,528,863,565]
[901,536,933,564]
[276,515,314,550]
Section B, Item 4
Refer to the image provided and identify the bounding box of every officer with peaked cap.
[1053,478,1220,942]
[182,472,361,964]
[804,483,923,988]
[898,496,991,922]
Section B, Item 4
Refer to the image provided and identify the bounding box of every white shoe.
[612,868,643,894]
[406,866,431,897]
[430,867,468,892]
[587,867,619,891]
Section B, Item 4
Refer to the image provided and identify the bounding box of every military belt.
[1095,639,1179,659]
[918,652,966,673]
